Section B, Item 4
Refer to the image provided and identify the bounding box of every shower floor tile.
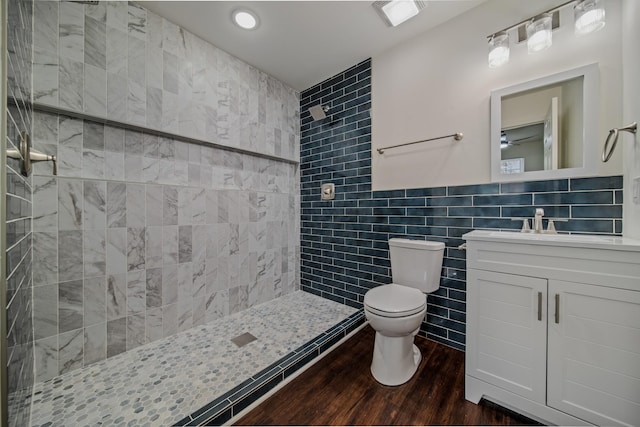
[30,291,357,427]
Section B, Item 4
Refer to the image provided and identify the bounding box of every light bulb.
[488,33,509,68]
[526,14,552,54]
[575,0,605,36]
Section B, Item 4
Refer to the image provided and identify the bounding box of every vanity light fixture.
[232,8,259,30]
[372,0,426,27]
[574,0,606,36]
[486,0,606,67]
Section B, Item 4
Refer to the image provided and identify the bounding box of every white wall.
[372,0,623,190]
[622,0,640,238]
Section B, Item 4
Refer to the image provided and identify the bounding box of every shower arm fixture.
[6,131,57,176]
[308,105,330,121]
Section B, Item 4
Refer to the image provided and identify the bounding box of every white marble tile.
[107,1,128,31]
[145,267,162,309]
[126,227,146,272]
[127,36,145,85]
[82,148,105,179]
[34,1,59,53]
[145,46,163,90]
[105,151,125,181]
[58,329,83,375]
[162,18,178,55]
[145,185,163,226]
[59,58,84,112]
[126,270,146,315]
[126,184,145,227]
[84,276,106,326]
[33,176,58,232]
[163,51,178,94]
[142,157,160,183]
[106,273,127,321]
[106,228,126,274]
[107,317,126,357]
[84,65,107,116]
[127,79,146,125]
[85,2,107,23]
[34,284,58,340]
[106,26,127,77]
[145,307,163,343]
[107,72,127,121]
[162,263,178,306]
[35,336,59,383]
[161,91,178,133]
[83,229,106,278]
[124,154,142,182]
[146,86,162,129]
[58,179,83,230]
[127,2,146,40]
[59,1,84,62]
[83,180,106,229]
[84,322,106,366]
[145,226,163,269]
[84,16,106,69]
[162,226,178,265]
[59,279,83,332]
[33,48,59,106]
[146,10,163,50]
[33,232,58,287]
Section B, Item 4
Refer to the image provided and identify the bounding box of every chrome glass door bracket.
[6,131,57,176]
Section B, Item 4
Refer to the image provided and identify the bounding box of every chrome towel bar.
[602,122,637,162]
[377,132,463,154]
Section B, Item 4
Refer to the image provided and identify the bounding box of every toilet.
[364,238,445,386]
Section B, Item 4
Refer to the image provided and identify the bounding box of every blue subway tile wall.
[300,59,623,351]
[5,0,34,424]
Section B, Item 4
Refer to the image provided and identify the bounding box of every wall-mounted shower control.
[321,183,335,200]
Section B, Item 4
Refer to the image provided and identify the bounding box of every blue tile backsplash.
[300,59,623,351]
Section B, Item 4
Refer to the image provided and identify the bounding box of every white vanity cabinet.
[463,231,640,427]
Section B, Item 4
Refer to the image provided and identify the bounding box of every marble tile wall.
[31,111,300,381]
[5,0,34,425]
[30,0,301,382]
[32,1,300,161]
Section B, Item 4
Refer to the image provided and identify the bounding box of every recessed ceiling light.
[232,8,259,30]
[373,1,426,28]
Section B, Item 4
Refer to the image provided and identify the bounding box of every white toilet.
[364,238,445,386]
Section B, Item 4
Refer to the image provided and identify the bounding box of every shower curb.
[174,310,366,426]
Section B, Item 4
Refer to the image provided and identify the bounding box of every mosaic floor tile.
[30,291,356,426]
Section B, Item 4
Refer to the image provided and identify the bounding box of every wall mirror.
[490,63,599,182]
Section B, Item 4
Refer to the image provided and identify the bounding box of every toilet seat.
[364,284,426,318]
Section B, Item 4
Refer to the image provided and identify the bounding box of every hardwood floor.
[236,326,540,426]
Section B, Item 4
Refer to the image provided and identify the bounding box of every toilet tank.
[389,238,445,293]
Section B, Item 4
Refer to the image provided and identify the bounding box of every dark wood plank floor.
[236,325,540,426]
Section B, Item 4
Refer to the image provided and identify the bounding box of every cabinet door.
[467,269,547,403]
[548,280,640,427]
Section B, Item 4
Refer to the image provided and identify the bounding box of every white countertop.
[463,230,640,252]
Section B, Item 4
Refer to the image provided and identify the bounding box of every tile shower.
[25,0,306,420]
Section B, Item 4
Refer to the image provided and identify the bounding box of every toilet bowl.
[364,238,444,386]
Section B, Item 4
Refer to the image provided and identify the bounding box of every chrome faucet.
[533,208,545,233]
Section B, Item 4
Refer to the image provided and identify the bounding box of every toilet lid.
[364,284,426,317]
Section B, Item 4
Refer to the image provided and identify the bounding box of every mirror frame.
[490,63,599,182]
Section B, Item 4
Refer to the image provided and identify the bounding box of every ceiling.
[141,1,486,91]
